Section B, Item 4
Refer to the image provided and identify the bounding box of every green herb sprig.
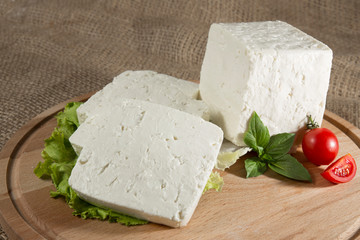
[243,112,312,182]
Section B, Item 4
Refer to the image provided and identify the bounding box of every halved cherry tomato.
[321,154,357,183]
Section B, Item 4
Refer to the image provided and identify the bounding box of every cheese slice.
[77,70,210,125]
[200,21,332,146]
[68,99,223,227]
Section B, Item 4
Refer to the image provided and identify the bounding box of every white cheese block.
[77,70,210,125]
[200,21,333,146]
[68,99,223,227]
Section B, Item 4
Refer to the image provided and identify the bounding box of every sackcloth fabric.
[0,1,359,239]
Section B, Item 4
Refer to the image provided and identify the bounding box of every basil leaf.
[260,153,273,162]
[268,154,312,182]
[264,133,295,159]
[244,112,270,155]
[245,157,268,178]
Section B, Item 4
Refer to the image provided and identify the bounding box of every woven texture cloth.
[0,1,359,239]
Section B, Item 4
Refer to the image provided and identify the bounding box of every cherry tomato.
[302,127,339,165]
[321,154,357,183]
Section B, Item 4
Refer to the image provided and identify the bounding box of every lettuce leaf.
[203,172,223,194]
[216,140,251,171]
[34,102,148,226]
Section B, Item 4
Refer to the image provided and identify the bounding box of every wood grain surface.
[0,93,360,240]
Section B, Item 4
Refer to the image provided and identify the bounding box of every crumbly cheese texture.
[200,21,333,146]
[77,70,210,124]
[68,99,223,227]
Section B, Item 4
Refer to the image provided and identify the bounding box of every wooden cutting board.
[1,93,360,240]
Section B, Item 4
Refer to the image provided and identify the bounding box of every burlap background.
[0,1,359,239]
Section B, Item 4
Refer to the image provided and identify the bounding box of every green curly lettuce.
[203,172,224,194]
[216,140,251,171]
[34,102,148,226]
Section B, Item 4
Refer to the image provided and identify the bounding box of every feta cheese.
[68,99,223,227]
[200,21,332,146]
[77,70,210,124]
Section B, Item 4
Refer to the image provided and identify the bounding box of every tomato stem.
[306,115,319,129]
